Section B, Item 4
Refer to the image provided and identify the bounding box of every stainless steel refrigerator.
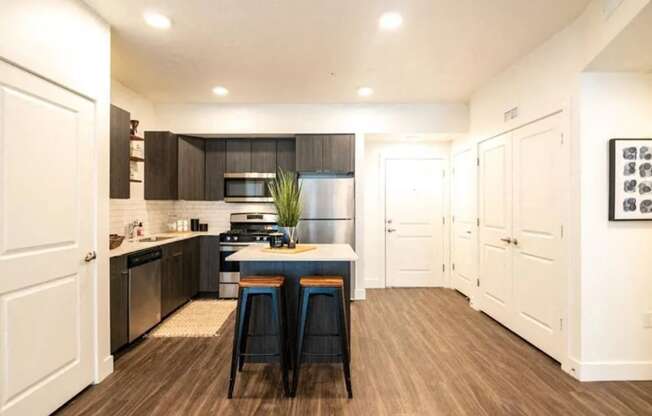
[297,176,355,247]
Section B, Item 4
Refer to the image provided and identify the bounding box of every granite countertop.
[109,231,221,258]
[226,244,358,262]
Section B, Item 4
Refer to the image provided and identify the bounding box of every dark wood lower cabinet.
[199,236,220,292]
[184,237,200,298]
[161,242,185,318]
[110,255,129,353]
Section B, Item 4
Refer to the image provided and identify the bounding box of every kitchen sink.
[138,236,174,243]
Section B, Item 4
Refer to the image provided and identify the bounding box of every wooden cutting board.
[261,244,317,254]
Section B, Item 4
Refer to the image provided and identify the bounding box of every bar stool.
[228,276,290,398]
[292,276,352,399]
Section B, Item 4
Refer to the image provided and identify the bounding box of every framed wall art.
[609,138,652,221]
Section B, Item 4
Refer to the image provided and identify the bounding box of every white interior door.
[512,114,563,361]
[451,149,475,297]
[385,159,444,287]
[478,134,513,325]
[0,61,95,415]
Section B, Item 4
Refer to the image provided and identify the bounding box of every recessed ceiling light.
[379,12,403,30]
[144,12,171,29]
[357,87,374,97]
[212,86,229,96]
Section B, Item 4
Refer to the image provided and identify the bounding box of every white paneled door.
[478,113,564,362]
[451,149,475,297]
[0,61,95,415]
[385,159,444,287]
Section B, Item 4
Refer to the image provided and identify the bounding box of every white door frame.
[383,156,449,288]
[474,106,571,371]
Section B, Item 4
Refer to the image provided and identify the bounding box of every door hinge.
[476,278,480,287]
[452,215,455,223]
[477,218,480,227]
[561,133,564,144]
[452,263,456,271]
[561,225,564,238]
[442,217,446,225]
[442,170,446,178]
[560,318,564,331]
[442,264,446,272]
[477,157,480,166]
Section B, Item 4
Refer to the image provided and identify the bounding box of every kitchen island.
[227,244,358,363]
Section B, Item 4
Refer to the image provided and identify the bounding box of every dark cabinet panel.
[251,139,277,173]
[110,255,129,353]
[183,237,200,298]
[205,139,226,201]
[161,242,185,318]
[199,236,220,292]
[226,139,252,173]
[276,138,296,172]
[178,136,205,201]
[323,134,355,173]
[110,105,130,199]
[145,131,179,200]
[296,135,324,172]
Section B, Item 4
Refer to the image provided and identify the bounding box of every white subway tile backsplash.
[110,199,276,236]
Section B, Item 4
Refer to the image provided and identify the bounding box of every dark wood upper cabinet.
[145,131,179,200]
[323,134,355,173]
[110,105,130,199]
[251,139,277,173]
[205,139,226,201]
[276,138,296,172]
[296,134,354,173]
[178,136,205,201]
[110,255,129,353]
[226,139,252,173]
[296,135,324,172]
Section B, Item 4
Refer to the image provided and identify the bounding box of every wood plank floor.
[56,289,652,415]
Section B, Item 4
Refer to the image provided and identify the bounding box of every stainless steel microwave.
[224,173,275,203]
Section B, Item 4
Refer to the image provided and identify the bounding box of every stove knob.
[225,236,231,241]
[256,236,261,241]
[233,236,238,241]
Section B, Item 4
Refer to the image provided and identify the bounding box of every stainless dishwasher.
[128,248,162,342]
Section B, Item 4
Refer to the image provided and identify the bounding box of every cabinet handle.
[499,237,512,244]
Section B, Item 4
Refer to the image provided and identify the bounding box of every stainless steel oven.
[218,243,247,298]
[224,173,275,203]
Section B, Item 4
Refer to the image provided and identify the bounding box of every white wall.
[453,0,652,380]
[363,137,451,289]
[0,0,112,382]
[154,103,468,135]
[578,72,652,380]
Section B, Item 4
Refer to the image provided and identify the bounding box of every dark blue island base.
[237,261,352,363]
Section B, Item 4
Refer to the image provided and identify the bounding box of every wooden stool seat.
[299,276,343,288]
[239,276,285,288]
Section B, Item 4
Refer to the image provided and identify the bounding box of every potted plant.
[268,169,303,248]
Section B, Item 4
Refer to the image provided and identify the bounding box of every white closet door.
[451,149,475,296]
[385,159,444,287]
[0,60,95,416]
[512,114,564,361]
[478,134,513,326]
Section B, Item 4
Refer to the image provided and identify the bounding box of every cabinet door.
[226,139,252,172]
[183,237,200,298]
[162,242,184,317]
[145,131,179,200]
[251,139,277,173]
[205,139,226,200]
[178,136,205,200]
[109,255,129,353]
[296,135,324,172]
[323,134,354,173]
[200,236,220,292]
[110,105,130,199]
[276,138,296,172]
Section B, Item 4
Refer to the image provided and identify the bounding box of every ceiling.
[86,0,590,104]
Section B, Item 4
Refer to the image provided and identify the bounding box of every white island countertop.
[227,244,358,262]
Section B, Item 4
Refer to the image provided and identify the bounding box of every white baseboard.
[566,356,652,381]
[95,355,114,384]
[364,279,384,289]
[354,288,366,300]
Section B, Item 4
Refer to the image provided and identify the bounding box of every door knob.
[499,237,512,244]
[512,238,519,246]
[84,250,97,262]
[387,228,397,233]
[387,219,393,224]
